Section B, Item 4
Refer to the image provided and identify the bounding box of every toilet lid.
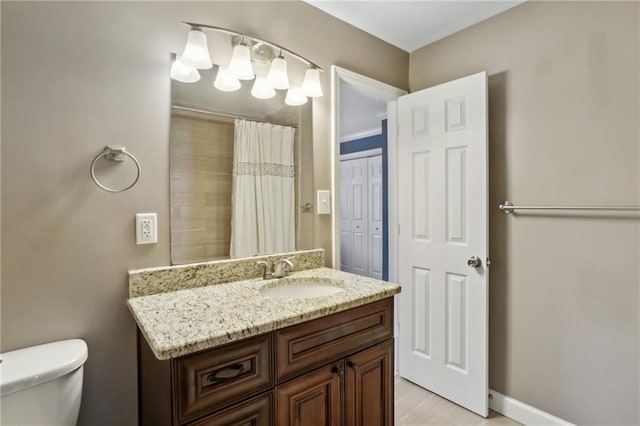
[0,339,88,396]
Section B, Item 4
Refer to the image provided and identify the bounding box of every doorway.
[330,66,406,282]
[338,83,388,280]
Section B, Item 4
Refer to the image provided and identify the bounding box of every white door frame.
[330,66,407,280]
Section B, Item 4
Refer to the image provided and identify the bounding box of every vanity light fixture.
[173,22,324,103]
[267,52,290,90]
[251,76,276,99]
[229,37,255,80]
[213,66,241,92]
[285,85,308,106]
[170,55,201,83]
[301,67,323,98]
[181,27,213,69]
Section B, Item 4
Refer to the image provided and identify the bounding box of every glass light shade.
[214,66,241,92]
[251,76,276,100]
[285,85,308,106]
[181,28,213,69]
[229,44,255,80]
[170,56,200,83]
[267,56,289,90]
[301,67,323,97]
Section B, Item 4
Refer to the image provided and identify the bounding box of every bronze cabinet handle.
[205,360,250,384]
[346,360,357,369]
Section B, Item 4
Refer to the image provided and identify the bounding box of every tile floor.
[395,377,521,425]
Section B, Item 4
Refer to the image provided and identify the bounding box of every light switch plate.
[317,190,331,215]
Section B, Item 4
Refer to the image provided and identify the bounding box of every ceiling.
[304,0,525,52]
[340,81,387,142]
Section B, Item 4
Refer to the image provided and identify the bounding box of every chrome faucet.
[274,258,294,278]
[256,258,295,280]
[256,261,274,280]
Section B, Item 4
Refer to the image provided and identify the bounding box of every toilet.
[1,339,88,426]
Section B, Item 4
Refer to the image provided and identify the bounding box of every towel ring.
[90,146,141,193]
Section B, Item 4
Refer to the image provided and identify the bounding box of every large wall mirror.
[169,46,315,265]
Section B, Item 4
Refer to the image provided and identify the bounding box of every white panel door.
[340,158,370,275]
[339,161,352,273]
[368,155,383,280]
[397,72,488,416]
[349,158,369,276]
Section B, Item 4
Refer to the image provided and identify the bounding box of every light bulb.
[251,76,276,99]
[181,27,213,69]
[267,55,289,90]
[214,66,241,92]
[285,85,308,106]
[229,43,255,80]
[301,67,323,97]
[170,55,200,83]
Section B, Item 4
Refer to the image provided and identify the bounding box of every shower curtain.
[230,119,295,258]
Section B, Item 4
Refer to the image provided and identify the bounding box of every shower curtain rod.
[499,200,640,214]
[171,106,299,128]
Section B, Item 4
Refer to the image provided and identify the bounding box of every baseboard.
[489,389,574,426]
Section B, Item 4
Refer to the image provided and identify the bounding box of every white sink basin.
[260,277,346,299]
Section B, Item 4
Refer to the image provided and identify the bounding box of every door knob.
[467,256,482,268]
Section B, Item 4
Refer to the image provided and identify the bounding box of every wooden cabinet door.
[345,339,394,426]
[275,362,343,426]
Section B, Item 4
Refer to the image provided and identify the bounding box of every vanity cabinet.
[138,297,393,426]
[275,340,393,426]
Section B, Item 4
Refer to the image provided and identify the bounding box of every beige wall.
[410,2,639,424]
[0,2,408,425]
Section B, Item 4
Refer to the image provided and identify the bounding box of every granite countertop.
[128,267,401,360]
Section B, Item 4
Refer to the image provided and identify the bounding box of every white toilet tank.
[1,339,88,426]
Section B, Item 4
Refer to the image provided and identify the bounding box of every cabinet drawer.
[175,334,273,424]
[275,298,393,382]
[189,392,272,426]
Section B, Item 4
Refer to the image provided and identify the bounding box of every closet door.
[339,161,352,273]
[349,158,369,276]
[368,155,383,280]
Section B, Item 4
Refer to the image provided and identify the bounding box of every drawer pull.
[206,360,251,384]
[347,360,357,370]
[330,365,344,376]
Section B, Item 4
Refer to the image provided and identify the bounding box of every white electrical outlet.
[136,213,157,244]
